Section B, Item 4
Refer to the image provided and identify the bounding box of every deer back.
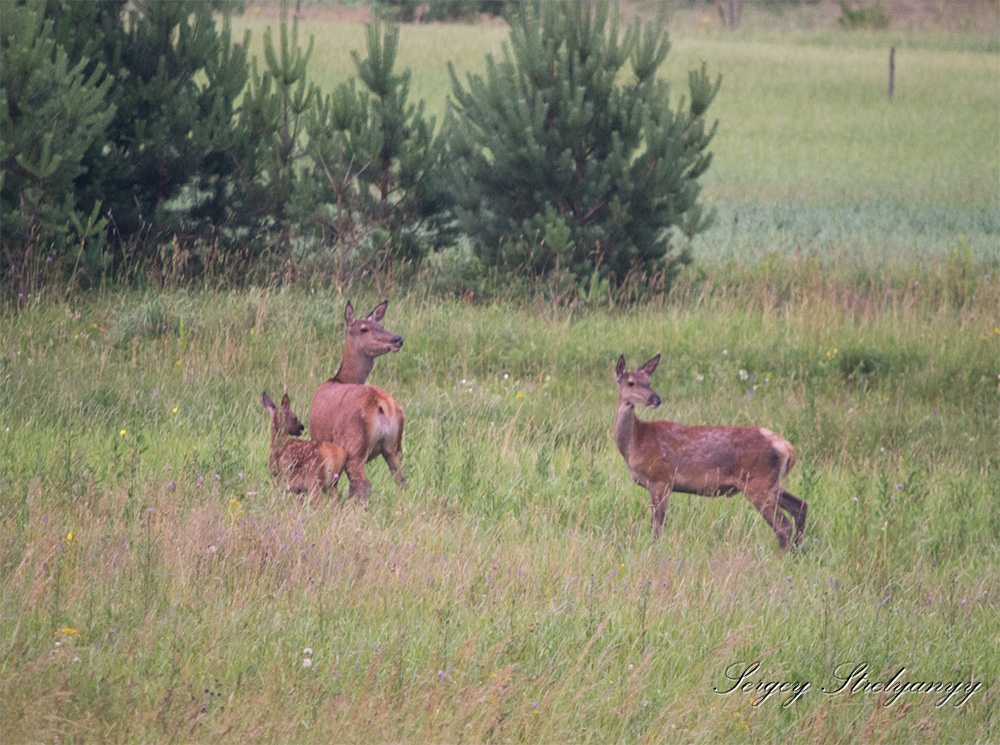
[631,419,795,495]
[277,438,348,493]
[309,382,403,463]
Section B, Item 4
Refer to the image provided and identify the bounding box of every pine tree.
[237,5,318,253]
[306,19,447,278]
[380,0,511,24]
[447,0,721,287]
[23,0,251,275]
[0,2,114,294]
[350,19,445,261]
[67,1,251,244]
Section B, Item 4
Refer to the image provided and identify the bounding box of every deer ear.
[369,300,388,322]
[281,393,291,409]
[344,301,355,324]
[262,392,275,413]
[642,354,661,375]
[615,355,626,379]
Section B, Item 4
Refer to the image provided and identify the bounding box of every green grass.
[2,12,999,745]
[1,275,998,743]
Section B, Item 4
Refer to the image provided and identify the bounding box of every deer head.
[615,354,662,409]
[263,392,305,437]
[333,301,403,384]
[345,300,403,355]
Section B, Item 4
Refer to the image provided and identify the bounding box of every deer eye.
[627,380,634,386]
[360,327,369,333]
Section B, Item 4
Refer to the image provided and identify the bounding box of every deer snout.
[388,335,403,352]
[648,394,662,408]
[288,421,305,436]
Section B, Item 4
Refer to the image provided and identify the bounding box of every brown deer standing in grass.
[263,392,347,498]
[309,301,406,501]
[614,354,807,549]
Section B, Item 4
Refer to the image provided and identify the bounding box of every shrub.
[237,10,318,256]
[0,2,114,295]
[838,1,891,30]
[447,0,720,288]
[304,20,449,281]
[378,0,512,24]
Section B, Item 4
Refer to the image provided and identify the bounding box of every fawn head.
[615,354,662,409]
[345,300,403,358]
[262,391,305,437]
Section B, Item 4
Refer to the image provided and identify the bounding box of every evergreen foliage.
[2,0,727,293]
[3,0,249,281]
[378,0,511,24]
[236,10,317,253]
[447,0,720,286]
[0,2,115,294]
[306,20,448,279]
[57,0,251,248]
[838,1,891,30]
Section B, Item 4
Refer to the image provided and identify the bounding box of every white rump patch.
[761,428,794,478]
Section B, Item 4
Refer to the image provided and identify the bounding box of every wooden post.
[888,46,896,102]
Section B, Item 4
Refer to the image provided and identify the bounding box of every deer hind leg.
[328,468,342,496]
[745,487,794,550]
[307,480,325,506]
[344,457,372,504]
[779,489,808,547]
[382,448,408,488]
[318,456,342,498]
[649,485,671,537]
[384,420,407,488]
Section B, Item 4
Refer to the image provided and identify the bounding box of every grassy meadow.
[2,9,999,745]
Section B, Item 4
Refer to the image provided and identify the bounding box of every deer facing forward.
[263,392,347,498]
[614,354,807,549]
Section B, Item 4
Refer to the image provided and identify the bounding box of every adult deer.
[614,354,807,549]
[262,392,347,498]
[309,301,406,501]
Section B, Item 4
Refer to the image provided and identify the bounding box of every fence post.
[888,46,896,102]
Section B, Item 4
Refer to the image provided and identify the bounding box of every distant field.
[231,12,999,267]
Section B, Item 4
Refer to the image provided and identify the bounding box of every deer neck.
[614,400,638,461]
[332,340,374,384]
[268,428,288,475]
